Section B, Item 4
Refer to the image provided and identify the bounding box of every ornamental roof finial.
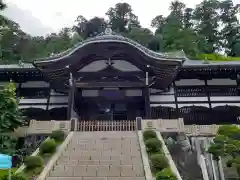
[104,25,113,35]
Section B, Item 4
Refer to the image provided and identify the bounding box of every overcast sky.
[2,0,240,36]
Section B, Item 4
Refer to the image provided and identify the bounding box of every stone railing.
[184,125,220,136]
[142,119,239,136]
[14,120,71,137]
[156,131,183,180]
[137,131,153,180]
[142,119,185,132]
[37,132,74,180]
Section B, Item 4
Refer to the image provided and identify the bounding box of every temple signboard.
[141,119,185,132]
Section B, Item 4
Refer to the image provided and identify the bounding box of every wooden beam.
[75,81,146,88]
[75,71,145,78]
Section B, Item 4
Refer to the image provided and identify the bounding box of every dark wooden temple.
[1,28,240,125]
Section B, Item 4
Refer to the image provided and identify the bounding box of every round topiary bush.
[2,173,28,180]
[145,138,162,154]
[143,130,157,141]
[50,130,65,142]
[156,168,177,180]
[24,156,44,170]
[39,138,57,155]
[150,153,169,172]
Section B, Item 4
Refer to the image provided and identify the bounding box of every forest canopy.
[0,0,239,64]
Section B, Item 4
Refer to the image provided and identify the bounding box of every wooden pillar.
[67,79,75,120]
[204,79,212,108]
[144,87,151,119]
[236,74,240,95]
[173,82,179,118]
[16,83,22,98]
[46,88,51,111]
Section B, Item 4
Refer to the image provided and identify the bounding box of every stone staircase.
[46,131,145,180]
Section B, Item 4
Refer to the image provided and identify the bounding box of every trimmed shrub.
[143,130,157,141]
[196,53,240,61]
[50,130,65,142]
[39,139,57,155]
[150,153,169,172]
[24,156,44,170]
[156,168,177,180]
[2,173,28,180]
[145,138,162,154]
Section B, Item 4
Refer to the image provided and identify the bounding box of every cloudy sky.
[2,0,240,36]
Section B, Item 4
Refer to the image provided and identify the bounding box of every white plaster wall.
[19,105,46,109]
[150,88,163,93]
[126,89,142,96]
[175,79,205,86]
[78,60,141,72]
[49,96,68,103]
[211,103,240,108]
[82,90,98,97]
[21,81,49,88]
[210,96,240,101]
[177,97,208,101]
[178,104,209,108]
[48,105,67,110]
[207,79,236,85]
[78,60,107,72]
[112,60,141,71]
[150,87,175,95]
[150,95,175,102]
[20,98,48,104]
[150,104,176,108]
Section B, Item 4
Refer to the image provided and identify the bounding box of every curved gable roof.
[34,29,186,65]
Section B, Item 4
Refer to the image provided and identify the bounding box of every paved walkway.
[46,132,145,180]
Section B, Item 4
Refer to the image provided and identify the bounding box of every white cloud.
[1,2,53,36]
[2,0,240,36]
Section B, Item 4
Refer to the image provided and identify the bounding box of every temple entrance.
[75,98,145,120]
[97,103,127,120]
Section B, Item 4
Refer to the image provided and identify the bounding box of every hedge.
[143,129,177,179]
[195,53,240,61]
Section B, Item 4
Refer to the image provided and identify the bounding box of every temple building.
[1,29,240,125]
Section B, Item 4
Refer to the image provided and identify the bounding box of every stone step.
[47,177,145,180]
[47,132,145,179]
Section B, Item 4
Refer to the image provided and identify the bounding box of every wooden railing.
[77,120,137,131]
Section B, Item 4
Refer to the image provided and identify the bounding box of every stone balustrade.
[14,119,239,136]
[142,119,238,136]
[14,120,70,136]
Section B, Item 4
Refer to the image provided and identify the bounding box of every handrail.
[138,131,153,180]
[156,131,183,180]
[36,132,74,180]
[218,157,225,180]
[195,139,210,180]
[199,155,210,180]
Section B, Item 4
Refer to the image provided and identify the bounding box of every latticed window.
[176,87,206,97]
[208,86,238,96]
[151,106,178,119]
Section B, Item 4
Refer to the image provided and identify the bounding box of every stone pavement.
[46,131,145,180]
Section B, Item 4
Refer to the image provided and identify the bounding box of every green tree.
[127,27,154,46]
[151,1,202,56]
[73,16,106,39]
[193,0,221,53]
[0,83,24,154]
[183,8,194,28]
[208,125,240,177]
[219,0,240,56]
[106,2,140,33]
